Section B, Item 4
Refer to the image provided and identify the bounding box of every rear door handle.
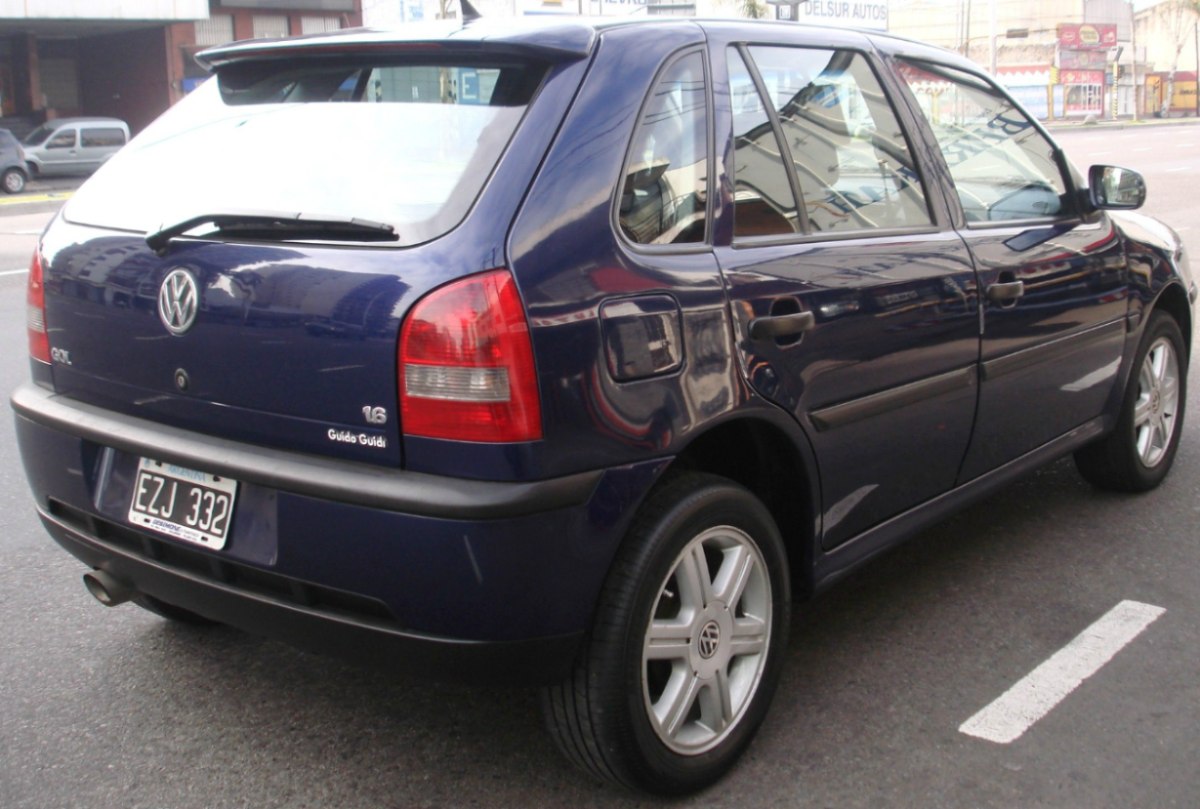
[748,311,815,341]
[987,280,1025,303]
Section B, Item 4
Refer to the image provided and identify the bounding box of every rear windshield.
[64,58,546,247]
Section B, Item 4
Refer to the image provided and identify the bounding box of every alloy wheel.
[1133,336,1180,468]
[642,525,772,755]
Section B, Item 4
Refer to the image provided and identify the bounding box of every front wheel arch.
[1075,309,1188,491]
[1147,282,1193,356]
[1,167,26,193]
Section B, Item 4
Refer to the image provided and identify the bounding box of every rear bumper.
[13,383,665,685]
[38,502,583,684]
[11,382,600,519]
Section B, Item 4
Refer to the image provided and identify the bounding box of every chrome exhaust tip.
[82,569,134,607]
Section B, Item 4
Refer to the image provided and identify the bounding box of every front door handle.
[987,280,1025,303]
[748,311,815,341]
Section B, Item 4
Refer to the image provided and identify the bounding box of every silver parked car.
[0,127,29,193]
[23,117,130,177]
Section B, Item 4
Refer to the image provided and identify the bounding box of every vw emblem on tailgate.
[158,269,199,335]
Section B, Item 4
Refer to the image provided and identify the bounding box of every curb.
[0,191,73,207]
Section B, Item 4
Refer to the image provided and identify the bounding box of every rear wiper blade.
[146,210,399,255]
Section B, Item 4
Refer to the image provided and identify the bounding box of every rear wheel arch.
[667,416,819,599]
[542,469,793,793]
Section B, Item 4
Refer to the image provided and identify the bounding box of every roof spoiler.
[196,21,596,71]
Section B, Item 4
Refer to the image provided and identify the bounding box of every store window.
[195,15,235,47]
[1065,83,1103,117]
[301,16,342,34]
[252,15,290,39]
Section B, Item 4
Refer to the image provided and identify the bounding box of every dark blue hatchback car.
[14,17,1195,794]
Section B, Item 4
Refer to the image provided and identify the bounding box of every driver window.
[895,60,1068,223]
[48,130,75,149]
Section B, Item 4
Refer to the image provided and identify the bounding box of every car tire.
[1075,310,1187,492]
[133,594,219,626]
[541,471,790,795]
[2,167,26,194]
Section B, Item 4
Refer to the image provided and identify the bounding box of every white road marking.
[1165,166,1193,173]
[0,268,28,276]
[959,600,1165,744]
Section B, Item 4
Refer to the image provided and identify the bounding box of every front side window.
[23,125,54,146]
[738,46,933,236]
[896,60,1069,223]
[619,51,709,246]
[48,130,75,149]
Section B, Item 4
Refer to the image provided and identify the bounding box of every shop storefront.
[1055,23,1116,118]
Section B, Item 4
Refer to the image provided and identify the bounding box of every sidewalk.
[0,176,82,214]
[1043,115,1200,132]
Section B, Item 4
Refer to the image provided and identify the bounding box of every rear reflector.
[399,269,542,443]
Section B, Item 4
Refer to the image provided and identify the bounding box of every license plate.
[128,458,238,550]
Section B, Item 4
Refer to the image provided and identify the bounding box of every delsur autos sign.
[791,0,889,31]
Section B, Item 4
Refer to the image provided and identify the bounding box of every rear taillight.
[27,250,50,364]
[399,269,542,443]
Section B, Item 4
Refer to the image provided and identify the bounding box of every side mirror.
[1088,165,1146,210]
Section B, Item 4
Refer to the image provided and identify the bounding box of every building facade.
[0,0,363,136]
[887,0,1199,119]
[1135,0,1200,116]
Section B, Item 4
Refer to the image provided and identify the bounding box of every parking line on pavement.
[959,600,1165,744]
[0,268,28,276]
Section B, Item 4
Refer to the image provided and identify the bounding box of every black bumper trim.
[12,383,601,519]
[40,505,582,685]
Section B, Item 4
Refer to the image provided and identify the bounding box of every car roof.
[39,117,128,127]
[198,16,974,72]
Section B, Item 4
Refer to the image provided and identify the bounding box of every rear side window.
[81,128,127,147]
[896,60,1069,223]
[619,51,709,246]
[729,48,801,238]
[731,46,933,238]
[64,58,547,246]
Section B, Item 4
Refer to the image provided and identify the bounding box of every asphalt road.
[1,123,1198,809]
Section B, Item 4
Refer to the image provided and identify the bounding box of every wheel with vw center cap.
[542,472,790,794]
